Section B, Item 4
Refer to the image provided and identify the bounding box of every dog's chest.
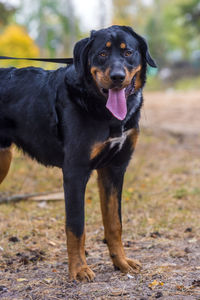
[90,128,138,169]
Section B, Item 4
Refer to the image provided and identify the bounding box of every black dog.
[0,25,156,281]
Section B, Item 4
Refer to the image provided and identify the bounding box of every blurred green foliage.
[0,2,16,26]
[0,0,199,88]
[113,0,200,68]
[174,76,200,91]
[16,0,80,57]
[180,0,200,34]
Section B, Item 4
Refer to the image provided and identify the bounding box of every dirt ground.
[0,91,200,300]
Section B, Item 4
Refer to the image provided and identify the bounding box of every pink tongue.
[106,88,127,120]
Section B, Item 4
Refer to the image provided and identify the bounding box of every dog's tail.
[0,147,12,184]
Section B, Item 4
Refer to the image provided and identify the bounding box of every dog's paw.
[69,264,95,282]
[114,257,141,274]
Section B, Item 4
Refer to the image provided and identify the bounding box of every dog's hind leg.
[0,147,12,184]
[97,164,141,274]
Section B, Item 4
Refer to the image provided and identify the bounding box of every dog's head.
[73,25,156,120]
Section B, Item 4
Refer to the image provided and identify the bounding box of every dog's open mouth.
[101,76,136,121]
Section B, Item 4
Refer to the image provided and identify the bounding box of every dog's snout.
[110,69,125,84]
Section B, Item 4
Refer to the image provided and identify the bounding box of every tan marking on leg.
[0,147,12,184]
[66,229,95,281]
[97,169,141,274]
[90,142,105,160]
[127,128,139,151]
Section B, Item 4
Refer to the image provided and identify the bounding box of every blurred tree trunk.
[67,0,76,50]
[17,0,79,57]
[0,2,16,28]
[180,0,200,33]
[60,0,76,55]
[99,0,107,28]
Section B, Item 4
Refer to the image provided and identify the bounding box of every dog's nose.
[110,70,125,84]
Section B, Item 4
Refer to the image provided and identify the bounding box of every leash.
[0,55,73,65]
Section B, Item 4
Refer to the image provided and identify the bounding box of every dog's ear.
[73,35,94,79]
[122,26,157,68]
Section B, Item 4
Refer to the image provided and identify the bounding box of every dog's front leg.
[63,166,95,282]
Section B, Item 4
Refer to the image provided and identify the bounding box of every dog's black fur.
[0,25,156,281]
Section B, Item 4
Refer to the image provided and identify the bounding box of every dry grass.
[0,92,200,299]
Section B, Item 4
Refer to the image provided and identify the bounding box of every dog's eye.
[99,51,108,58]
[124,50,133,57]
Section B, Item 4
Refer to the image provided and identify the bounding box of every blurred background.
[0,0,200,90]
[1,3,200,296]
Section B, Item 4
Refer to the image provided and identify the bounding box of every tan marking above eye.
[106,41,112,47]
[120,43,126,49]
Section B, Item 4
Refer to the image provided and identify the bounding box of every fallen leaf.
[86,197,92,204]
[44,278,52,284]
[149,280,164,290]
[52,269,57,272]
[17,278,28,282]
[159,282,164,286]
[48,241,56,246]
[176,284,185,291]
[149,280,159,289]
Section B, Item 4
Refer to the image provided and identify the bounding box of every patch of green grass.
[173,187,200,200]
[191,187,200,196]
[170,166,189,175]
[174,76,200,91]
[145,75,200,92]
[174,188,189,199]
[145,76,165,91]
